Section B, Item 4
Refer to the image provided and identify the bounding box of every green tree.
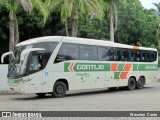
[153,3,160,46]
[105,0,140,42]
[0,0,33,51]
[44,0,105,37]
[115,0,159,47]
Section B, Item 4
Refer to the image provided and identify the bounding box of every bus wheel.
[136,77,145,89]
[127,78,136,90]
[36,93,46,97]
[52,81,67,98]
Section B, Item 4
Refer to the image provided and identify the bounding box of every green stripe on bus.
[117,64,124,71]
[64,62,70,72]
[133,64,158,71]
[64,62,110,72]
[64,62,158,72]
[114,72,121,79]
[8,78,23,84]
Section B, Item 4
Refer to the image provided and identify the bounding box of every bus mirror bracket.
[1,51,15,63]
[20,48,45,62]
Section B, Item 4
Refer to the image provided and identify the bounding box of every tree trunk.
[75,19,78,37]
[71,8,78,37]
[71,18,76,37]
[65,19,69,36]
[14,14,19,45]
[9,14,15,51]
[158,39,160,46]
[113,3,118,33]
[110,5,114,42]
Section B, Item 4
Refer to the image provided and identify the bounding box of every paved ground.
[0,82,160,120]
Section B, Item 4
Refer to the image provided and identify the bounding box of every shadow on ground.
[10,86,153,101]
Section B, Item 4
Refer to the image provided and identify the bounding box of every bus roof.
[16,36,157,51]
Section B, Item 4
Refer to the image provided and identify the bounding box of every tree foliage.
[0,0,160,64]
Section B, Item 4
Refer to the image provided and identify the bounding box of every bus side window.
[55,43,79,63]
[146,51,150,62]
[98,46,113,61]
[79,45,97,60]
[140,51,146,62]
[121,49,129,61]
[153,51,157,61]
[115,48,121,61]
[150,51,157,62]
[135,51,140,62]
[29,52,43,72]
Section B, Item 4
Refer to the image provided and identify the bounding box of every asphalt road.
[0,82,160,120]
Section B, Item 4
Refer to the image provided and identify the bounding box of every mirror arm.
[1,51,13,63]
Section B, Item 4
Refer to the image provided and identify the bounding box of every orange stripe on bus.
[133,46,139,50]
[124,64,132,71]
[69,62,74,72]
[120,72,128,79]
[111,64,118,71]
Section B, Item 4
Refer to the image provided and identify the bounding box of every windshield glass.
[8,45,33,78]
[8,42,58,78]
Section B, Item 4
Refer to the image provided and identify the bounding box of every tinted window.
[98,46,114,61]
[146,51,150,62]
[28,52,43,73]
[140,50,146,62]
[79,45,97,60]
[115,48,122,61]
[150,51,157,62]
[121,49,129,61]
[35,42,58,67]
[55,43,79,63]
[130,50,140,62]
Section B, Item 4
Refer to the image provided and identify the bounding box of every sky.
[139,0,160,9]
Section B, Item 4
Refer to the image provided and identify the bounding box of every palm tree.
[45,0,105,37]
[153,3,160,16]
[0,0,33,51]
[0,0,48,51]
[105,0,140,42]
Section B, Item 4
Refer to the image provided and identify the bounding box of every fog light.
[20,88,24,91]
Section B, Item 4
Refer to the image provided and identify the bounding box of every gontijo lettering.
[77,64,104,70]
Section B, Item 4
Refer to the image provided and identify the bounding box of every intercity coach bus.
[1,36,158,97]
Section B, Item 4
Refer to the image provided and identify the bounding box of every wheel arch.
[129,76,137,81]
[55,78,69,90]
[138,75,146,84]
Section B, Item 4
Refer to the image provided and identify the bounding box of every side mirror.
[1,51,15,63]
[20,48,45,62]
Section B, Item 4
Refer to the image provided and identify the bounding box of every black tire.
[52,81,67,98]
[127,78,136,90]
[136,77,145,89]
[36,93,46,97]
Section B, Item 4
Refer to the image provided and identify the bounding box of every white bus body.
[1,36,158,97]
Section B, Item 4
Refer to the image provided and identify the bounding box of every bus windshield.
[8,42,58,78]
[8,45,33,78]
